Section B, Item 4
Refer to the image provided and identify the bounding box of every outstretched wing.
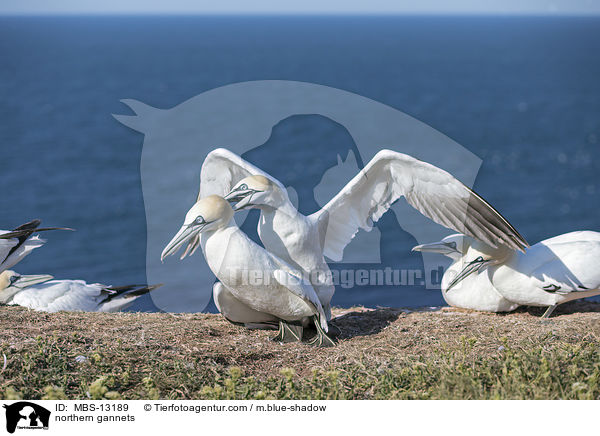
[314,149,528,261]
[198,148,286,199]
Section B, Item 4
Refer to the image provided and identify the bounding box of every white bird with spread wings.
[165,147,527,330]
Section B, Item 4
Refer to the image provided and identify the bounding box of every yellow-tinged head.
[184,195,234,227]
[0,270,53,303]
[161,195,234,261]
[223,175,285,211]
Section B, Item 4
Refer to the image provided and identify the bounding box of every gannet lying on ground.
[191,148,527,321]
[0,220,72,273]
[162,195,335,346]
[413,231,600,318]
[413,235,519,313]
[0,270,161,312]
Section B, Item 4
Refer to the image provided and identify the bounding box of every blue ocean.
[0,15,598,312]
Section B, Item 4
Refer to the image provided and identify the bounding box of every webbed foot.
[307,316,336,347]
[541,304,557,319]
[271,320,303,343]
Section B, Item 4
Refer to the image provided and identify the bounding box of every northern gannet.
[413,231,600,318]
[191,148,527,320]
[161,195,335,346]
[0,220,72,273]
[0,270,161,312]
[412,234,519,312]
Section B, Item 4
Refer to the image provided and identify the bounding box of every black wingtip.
[101,283,163,303]
[0,219,71,263]
[34,227,76,232]
[0,226,75,240]
[465,187,529,252]
[13,219,42,231]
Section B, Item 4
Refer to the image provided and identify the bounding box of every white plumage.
[413,235,519,313]
[161,195,335,346]
[0,219,72,273]
[0,232,45,274]
[491,231,600,316]
[193,148,527,321]
[212,281,278,327]
[0,270,161,313]
[414,231,600,317]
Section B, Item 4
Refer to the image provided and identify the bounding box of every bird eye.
[238,184,248,191]
[9,275,19,284]
[194,216,205,225]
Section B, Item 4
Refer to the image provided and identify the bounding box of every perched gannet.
[0,220,72,273]
[413,231,600,318]
[192,148,527,320]
[413,235,519,312]
[0,270,161,312]
[162,195,335,346]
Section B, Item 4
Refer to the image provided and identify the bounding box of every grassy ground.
[1,301,600,400]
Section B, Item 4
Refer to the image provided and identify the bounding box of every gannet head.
[413,234,510,292]
[161,195,234,261]
[0,270,54,303]
[223,175,283,211]
[412,234,468,260]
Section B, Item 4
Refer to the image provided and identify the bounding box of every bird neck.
[0,287,19,304]
[442,245,514,293]
[259,194,297,217]
[211,217,238,233]
[198,217,237,244]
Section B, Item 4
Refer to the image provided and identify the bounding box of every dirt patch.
[1,300,600,399]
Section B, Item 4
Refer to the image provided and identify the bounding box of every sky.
[1,0,599,15]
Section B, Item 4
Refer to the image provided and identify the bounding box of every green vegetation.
[201,340,600,400]
[3,303,600,400]
[2,328,600,400]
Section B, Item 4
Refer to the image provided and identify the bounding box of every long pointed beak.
[15,274,54,288]
[412,242,453,254]
[224,190,253,211]
[161,224,203,262]
[446,258,493,292]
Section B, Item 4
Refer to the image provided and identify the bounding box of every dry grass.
[1,301,600,399]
